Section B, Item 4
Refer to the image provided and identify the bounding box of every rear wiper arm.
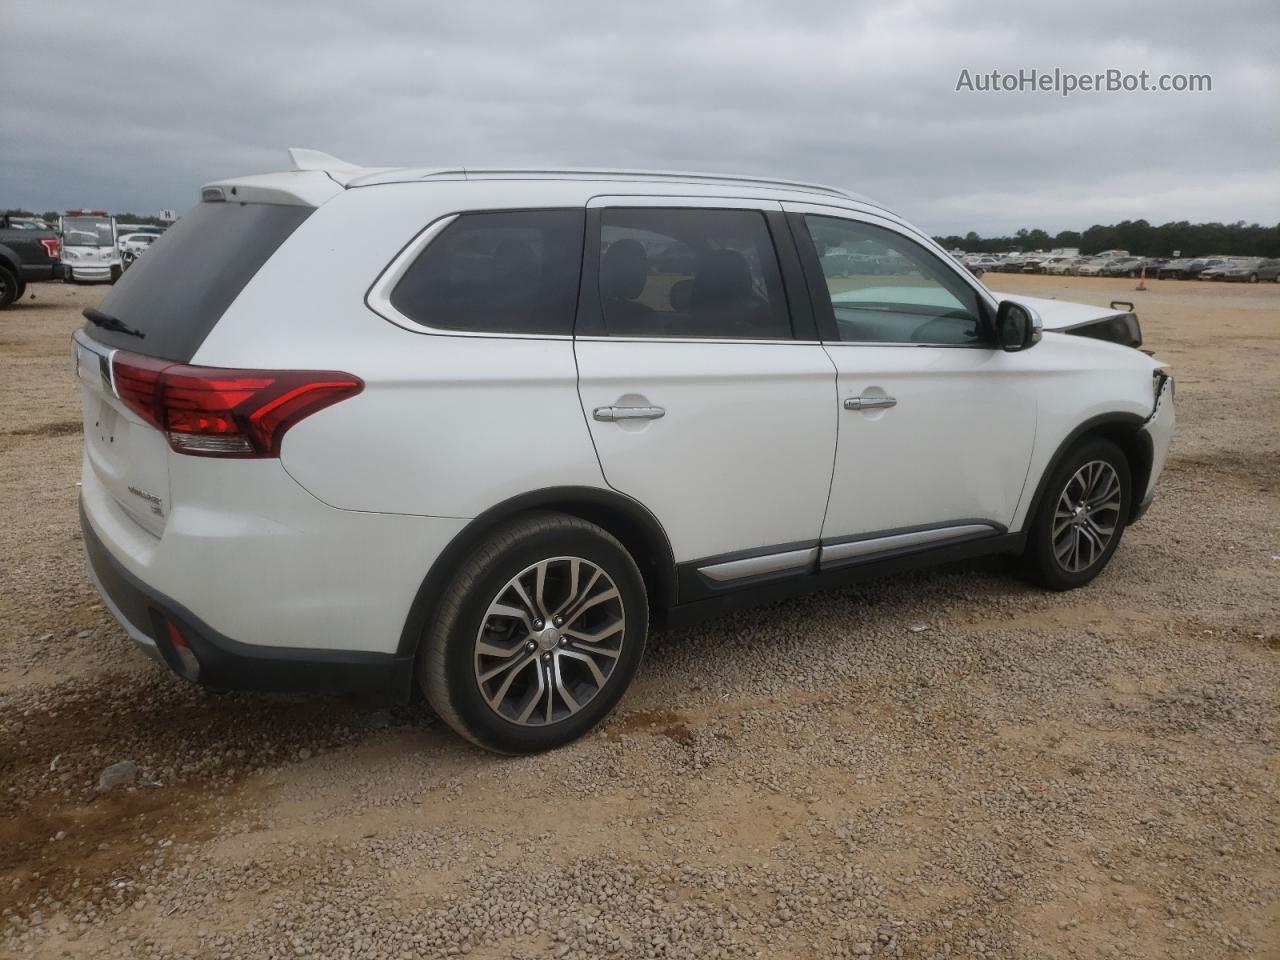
[83,307,145,339]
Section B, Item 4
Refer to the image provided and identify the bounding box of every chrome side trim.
[698,547,818,583]
[821,523,998,567]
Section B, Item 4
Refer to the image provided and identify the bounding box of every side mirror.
[995,300,1042,352]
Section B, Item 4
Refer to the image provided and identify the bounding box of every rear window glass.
[87,202,312,362]
[389,209,584,335]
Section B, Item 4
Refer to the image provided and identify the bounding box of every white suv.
[77,150,1174,753]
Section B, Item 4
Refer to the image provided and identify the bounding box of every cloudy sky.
[4,1,1277,235]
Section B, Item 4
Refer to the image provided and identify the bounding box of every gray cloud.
[3,0,1277,235]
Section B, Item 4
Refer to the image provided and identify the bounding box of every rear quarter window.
[389,209,585,336]
[88,202,313,362]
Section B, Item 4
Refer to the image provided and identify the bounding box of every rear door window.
[390,209,585,336]
[595,208,792,339]
[88,201,313,362]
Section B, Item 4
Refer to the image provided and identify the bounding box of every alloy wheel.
[1052,460,1122,573]
[473,556,625,726]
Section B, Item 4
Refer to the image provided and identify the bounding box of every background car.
[1157,258,1194,279]
[1256,258,1280,282]
[1185,257,1231,279]
[1045,256,1087,275]
[118,232,158,269]
[1101,256,1145,277]
[1212,258,1265,282]
[1076,259,1107,276]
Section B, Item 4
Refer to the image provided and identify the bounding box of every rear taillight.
[39,238,60,259]
[111,352,362,458]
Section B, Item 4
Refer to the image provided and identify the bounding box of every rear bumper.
[82,499,416,700]
[20,263,66,282]
[65,264,117,282]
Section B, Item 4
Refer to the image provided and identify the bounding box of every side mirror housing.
[995,300,1042,352]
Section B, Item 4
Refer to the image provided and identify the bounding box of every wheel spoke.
[560,569,603,622]
[476,638,524,660]
[570,640,620,659]
[559,648,607,687]
[514,663,547,724]
[488,602,533,631]
[533,561,550,620]
[562,618,624,645]
[549,558,581,618]
[552,658,580,713]
[510,579,540,622]
[483,651,537,703]
[564,587,620,626]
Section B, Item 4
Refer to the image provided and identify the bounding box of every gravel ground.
[1,276,1277,959]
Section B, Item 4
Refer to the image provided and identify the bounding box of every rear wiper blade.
[83,307,145,339]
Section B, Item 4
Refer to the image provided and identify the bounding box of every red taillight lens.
[111,352,362,458]
[39,238,61,259]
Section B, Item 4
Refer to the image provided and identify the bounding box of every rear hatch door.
[76,200,314,537]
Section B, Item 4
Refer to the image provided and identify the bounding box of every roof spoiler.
[287,148,365,175]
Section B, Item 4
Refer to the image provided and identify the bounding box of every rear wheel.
[0,266,17,309]
[418,512,648,753]
[1020,437,1131,591]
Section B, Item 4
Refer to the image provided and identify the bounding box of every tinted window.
[598,208,791,339]
[805,215,985,345]
[90,201,312,362]
[391,210,584,335]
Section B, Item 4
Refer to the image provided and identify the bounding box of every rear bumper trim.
[81,498,415,701]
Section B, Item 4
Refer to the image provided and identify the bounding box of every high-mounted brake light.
[39,238,60,259]
[111,352,362,458]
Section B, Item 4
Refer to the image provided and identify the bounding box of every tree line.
[933,220,1280,258]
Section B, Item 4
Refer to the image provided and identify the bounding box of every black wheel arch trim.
[1022,412,1152,530]
[397,485,677,659]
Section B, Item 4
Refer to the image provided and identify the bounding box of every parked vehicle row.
[957,249,1279,282]
[0,213,173,302]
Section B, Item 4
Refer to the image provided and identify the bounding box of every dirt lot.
[1,276,1277,959]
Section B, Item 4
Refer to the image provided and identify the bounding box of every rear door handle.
[844,395,897,410]
[593,405,666,422]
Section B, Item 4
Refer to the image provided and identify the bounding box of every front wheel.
[1019,438,1131,591]
[418,512,648,753]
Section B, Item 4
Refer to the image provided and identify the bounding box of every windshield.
[63,217,114,247]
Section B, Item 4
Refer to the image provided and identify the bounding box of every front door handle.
[844,395,897,411]
[593,405,666,422]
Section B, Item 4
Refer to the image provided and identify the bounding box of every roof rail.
[282,150,883,209]
[351,165,874,203]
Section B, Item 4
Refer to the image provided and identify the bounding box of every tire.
[1019,437,1132,591]
[0,266,17,309]
[1248,273,1258,283]
[418,511,648,754]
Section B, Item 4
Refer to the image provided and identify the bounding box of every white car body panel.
[820,341,1038,537]
[576,336,837,561]
[986,292,1129,331]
